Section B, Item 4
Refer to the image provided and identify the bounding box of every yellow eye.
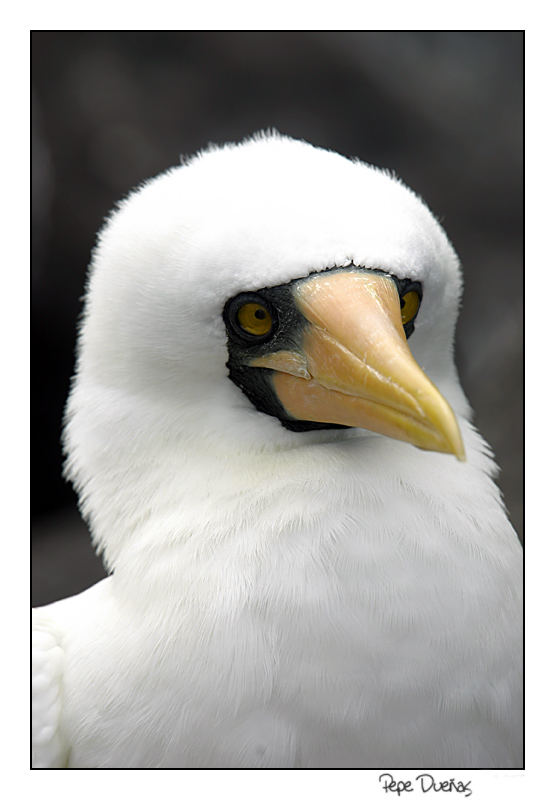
[236,302,273,336]
[400,290,420,325]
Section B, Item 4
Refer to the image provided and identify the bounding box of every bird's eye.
[400,290,420,326]
[224,293,277,343]
[237,302,273,336]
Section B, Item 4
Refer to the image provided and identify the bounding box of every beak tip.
[448,432,466,462]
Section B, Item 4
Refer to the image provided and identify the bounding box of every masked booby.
[32,133,522,768]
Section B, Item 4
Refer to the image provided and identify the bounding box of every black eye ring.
[390,278,422,338]
[223,292,278,344]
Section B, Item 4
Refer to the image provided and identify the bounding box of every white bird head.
[64,132,472,571]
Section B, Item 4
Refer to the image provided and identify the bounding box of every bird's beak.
[250,271,465,460]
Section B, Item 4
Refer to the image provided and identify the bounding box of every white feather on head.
[63,132,479,575]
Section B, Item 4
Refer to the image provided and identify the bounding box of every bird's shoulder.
[32,609,69,767]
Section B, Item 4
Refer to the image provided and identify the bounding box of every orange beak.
[250,271,465,460]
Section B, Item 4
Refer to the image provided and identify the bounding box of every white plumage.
[32,133,522,768]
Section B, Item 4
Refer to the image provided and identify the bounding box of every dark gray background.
[32,31,523,607]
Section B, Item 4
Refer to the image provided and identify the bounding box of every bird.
[32,132,522,769]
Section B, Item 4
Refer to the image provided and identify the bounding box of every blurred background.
[32,31,523,606]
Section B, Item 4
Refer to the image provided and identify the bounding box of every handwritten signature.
[378,773,472,797]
